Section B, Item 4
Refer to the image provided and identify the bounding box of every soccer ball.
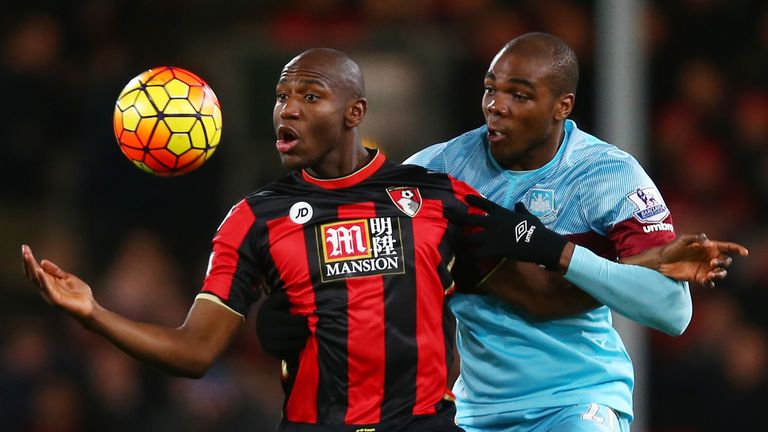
[113,66,222,176]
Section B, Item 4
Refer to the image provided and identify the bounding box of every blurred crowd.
[0,1,765,431]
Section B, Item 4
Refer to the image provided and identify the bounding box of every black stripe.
[309,202,349,423]
[380,205,418,421]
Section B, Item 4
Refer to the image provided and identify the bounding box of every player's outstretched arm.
[458,196,744,334]
[622,234,749,287]
[476,237,747,332]
[474,232,747,321]
[21,244,242,378]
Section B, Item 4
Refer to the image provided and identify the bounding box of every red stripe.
[201,200,255,301]
[301,150,386,189]
[566,231,617,260]
[286,316,320,422]
[267,216,318,423]
[412,198,450,415]
[448,176,481,208]
[568,215,676,260]
[339,202,385,424]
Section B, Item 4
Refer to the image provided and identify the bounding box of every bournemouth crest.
[386,186,422,217]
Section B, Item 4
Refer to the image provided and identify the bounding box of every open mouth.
[276,126,300,153]
[279,129,296,141]
[487,127,506,143]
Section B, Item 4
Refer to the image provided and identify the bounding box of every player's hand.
[256,289,310,360]
[21,244,96,322]
[460,195,569,270]
[656,234,749,288]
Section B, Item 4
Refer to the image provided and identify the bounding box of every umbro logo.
[514,221,536,243]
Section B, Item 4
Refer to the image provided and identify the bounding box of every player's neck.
[502,127,564,171]
[306,143,373,179]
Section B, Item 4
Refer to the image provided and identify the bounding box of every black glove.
[461,195,568,271]
[256,289,310,360]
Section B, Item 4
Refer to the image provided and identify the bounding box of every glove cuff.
[537,229,569,271]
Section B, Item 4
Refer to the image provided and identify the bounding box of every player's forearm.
[619,246,662,269]
[491,277,601,320]
[481,257,600,319]
[84,304,217,378]
[564,245,692,335]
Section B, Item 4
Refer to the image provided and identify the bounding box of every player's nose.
[279,98,300,119]
[486,98,509,116]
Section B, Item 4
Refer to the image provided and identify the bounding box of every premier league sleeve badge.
[627,187,670,223]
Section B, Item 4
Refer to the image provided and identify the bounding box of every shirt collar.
[301,148,386,189]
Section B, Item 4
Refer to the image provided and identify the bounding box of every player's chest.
[256,188,452,283]
[480,176,584,230]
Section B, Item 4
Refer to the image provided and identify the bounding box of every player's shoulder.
[239,172,306,212]
[245,173,293,197]
[376,160,480,200]
[405,125,487,168]
[564,121,646,177]
[379,159,456,185]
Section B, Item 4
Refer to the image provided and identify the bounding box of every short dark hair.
[503,32,579,96]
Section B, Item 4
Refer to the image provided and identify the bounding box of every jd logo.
[289,201,313,224]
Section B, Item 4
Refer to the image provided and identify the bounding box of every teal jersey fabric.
[404,120,679,426]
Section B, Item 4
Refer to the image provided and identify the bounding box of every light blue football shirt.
[404,120,676,426]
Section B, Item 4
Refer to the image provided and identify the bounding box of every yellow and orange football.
[113,66,222,176]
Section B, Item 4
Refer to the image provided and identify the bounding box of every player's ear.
[346,97,367,128]
[554,93,574,121]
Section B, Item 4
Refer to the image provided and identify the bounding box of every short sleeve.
[198,199,262,317]
[579,150,675,258]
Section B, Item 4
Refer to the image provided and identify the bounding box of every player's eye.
[513,92,530,101]
[483,86,495,95]
[276,93,288,102]
[305,94,318,102]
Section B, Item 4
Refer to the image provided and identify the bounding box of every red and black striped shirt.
[199,150,478,430]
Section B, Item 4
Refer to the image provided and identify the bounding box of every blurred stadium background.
[1,1,766,431]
